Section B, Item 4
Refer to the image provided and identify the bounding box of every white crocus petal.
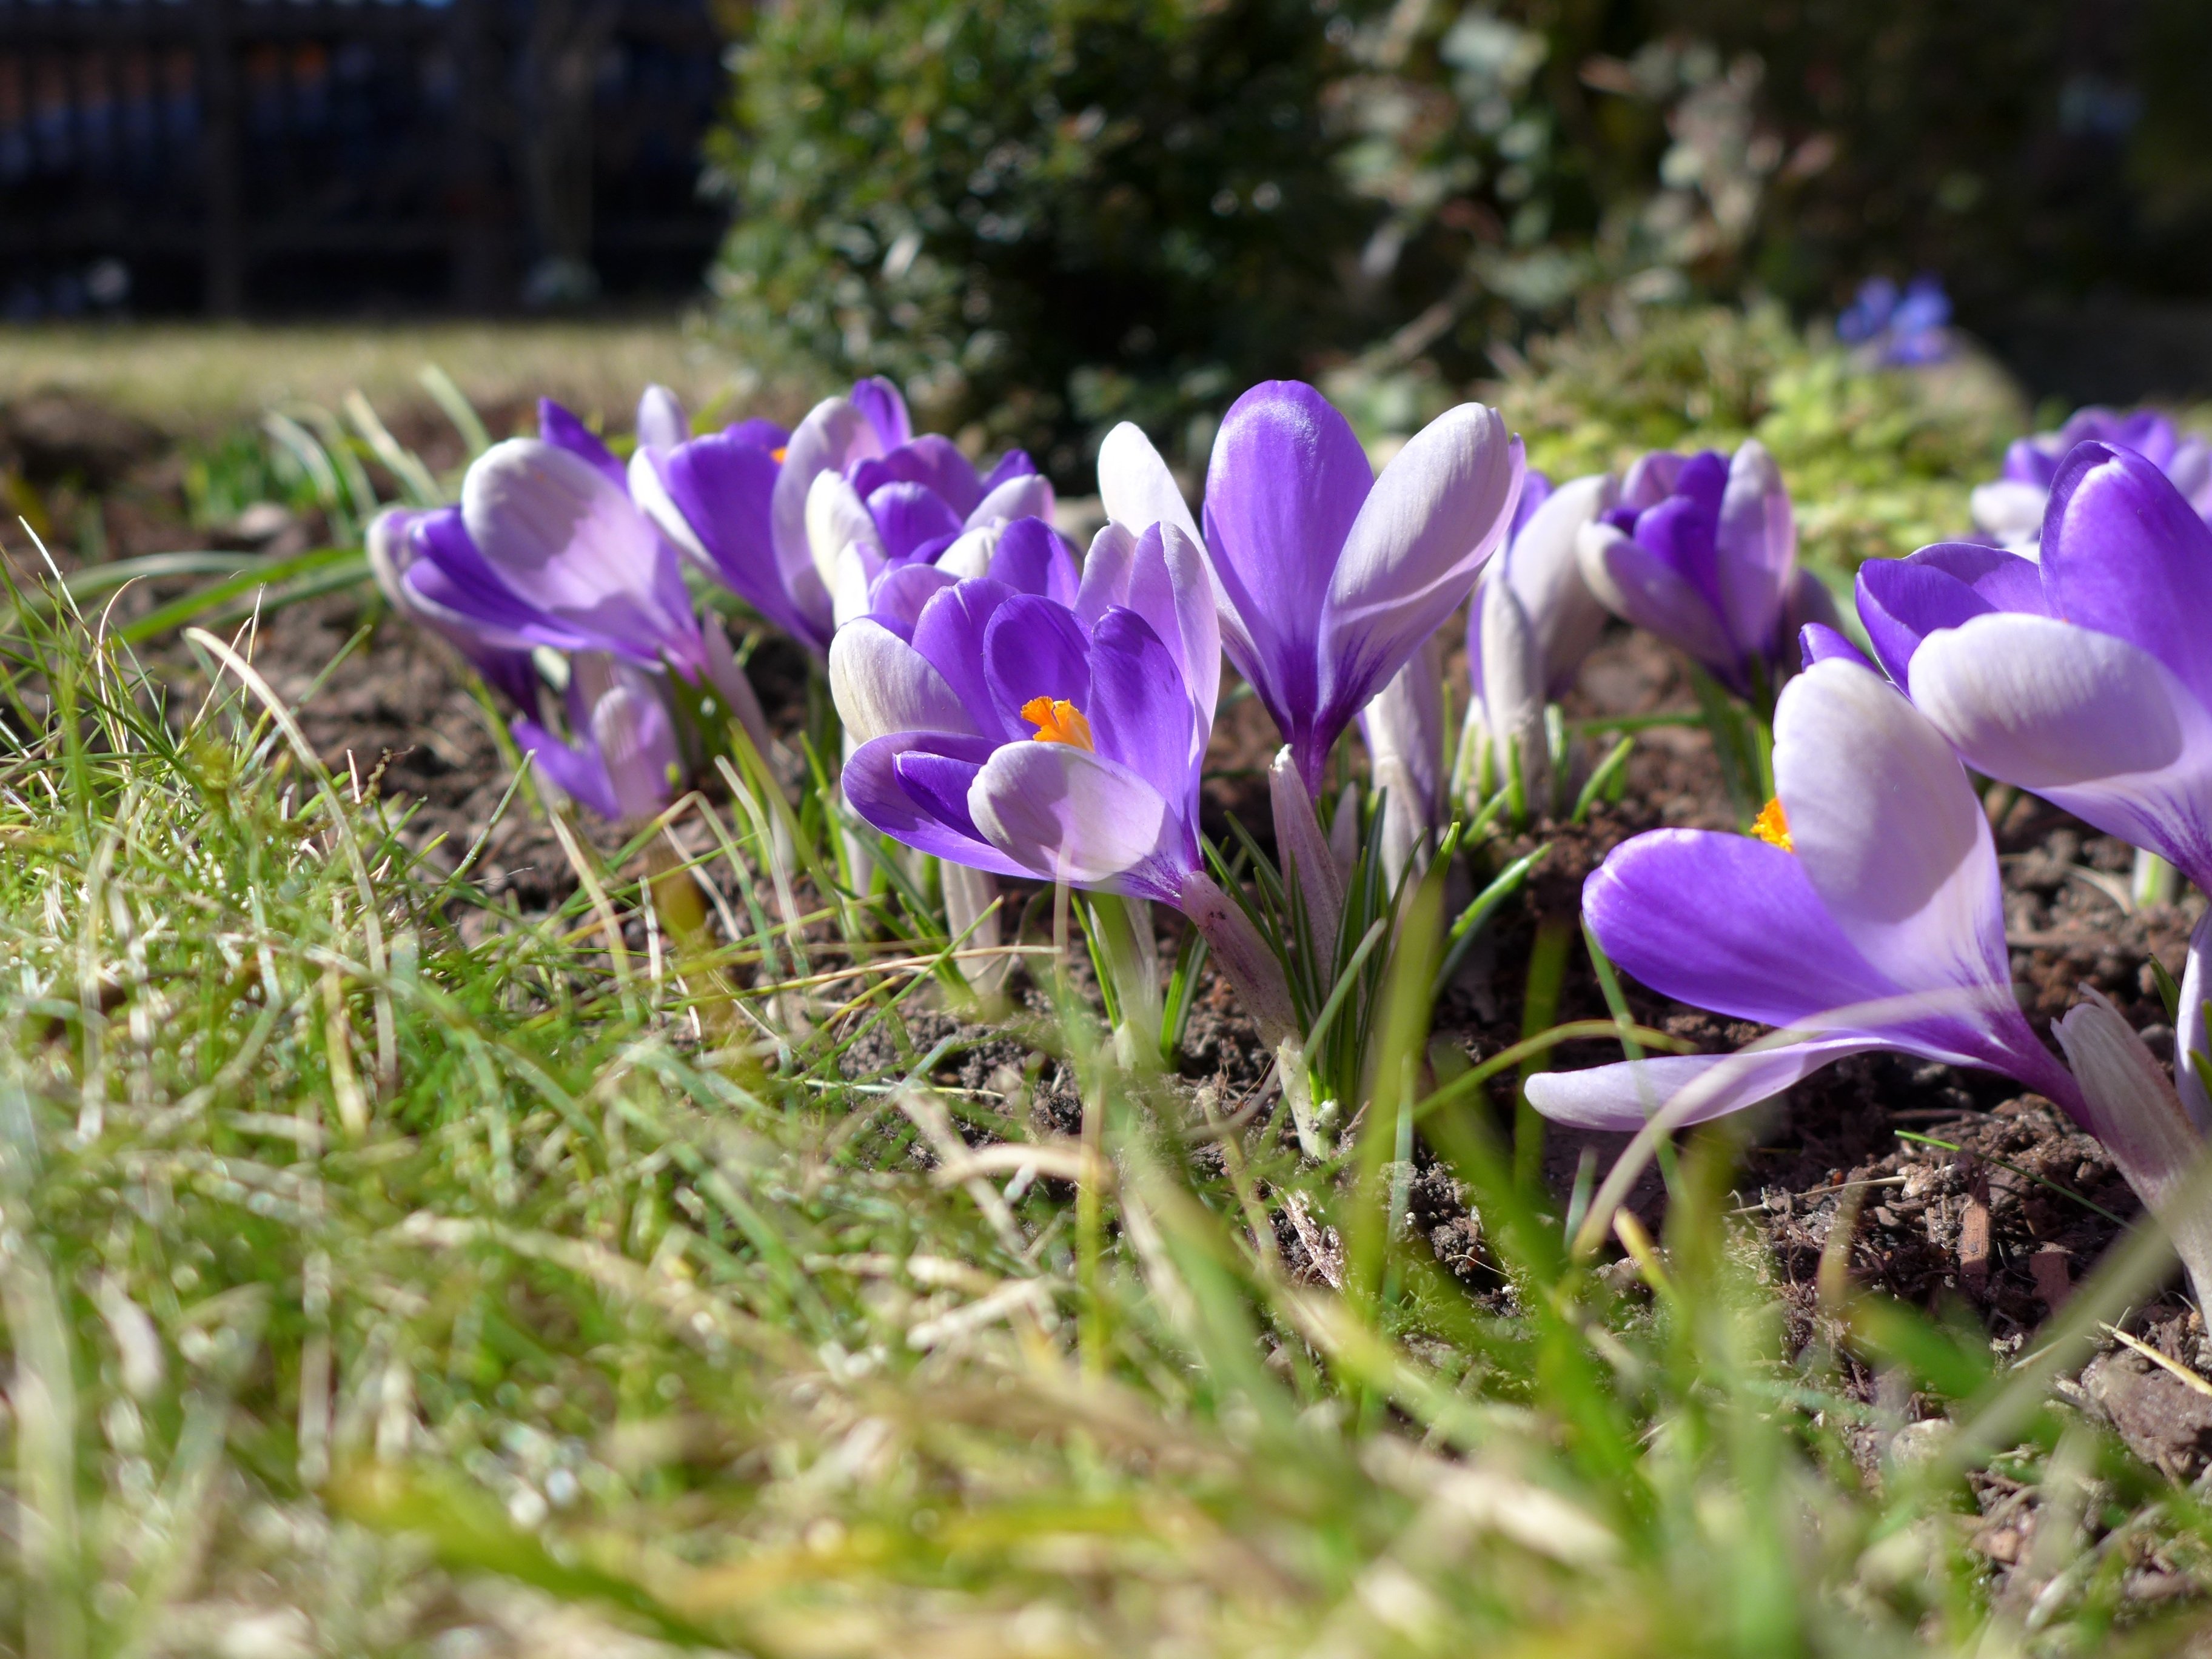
[1968,480,2049,554]
[1908,612,2212,878]
[1479,575,1549,816]
[1714,437,1794,655]
[771,395,880,586]
[2053,990,2212,1309]
[830,543,883,630]
[936,523,1002,580]
[1158,523,1222,733]
[1503,472,1615,691]
[805,469,882,595]
[635,383,689,452]
[1097,421,1203,549]
[1775,658,2006,996]
[970,743,1174,886]
[1076,521,1139,623]
[2177,910,2212,1131]
[827,619,977,745]
[967,472,1054,531]
[1525,1037,1883,1131]
[626,446,713,572]
[462,438,665,619]
[1321,403,1519,699]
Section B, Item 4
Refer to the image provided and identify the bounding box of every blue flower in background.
[1837,274,1952,366]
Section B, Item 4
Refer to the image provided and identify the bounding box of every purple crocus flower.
[1836,274,1952,367]
[829,554,1292,1039]
[710,377,1053,656]
[1575,440,1835,701]
[1971,406,2212,552]
[1199,381,1524,796]
[1860,442,2212,892]
[1526,655,2084,1131]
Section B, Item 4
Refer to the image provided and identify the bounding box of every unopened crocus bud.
[2053,987,2212,1310]
[635,383,689,452]
[590,682,682,825]
[1478,572,1550,818]
[1361,632,1448,885]
[1270,746,1344,960]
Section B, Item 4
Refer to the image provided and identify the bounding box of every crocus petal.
[2179,909,2212,1131]
[1969,480,2048,549]
[724,417,790,451]
[805,469,884,597]
[2040,441,2212,708]
[1586,828,1900,1030]
[868,481,965,563]
[1478,575,1547,811]
[851,376,911,450]
[936,525,1002,580]
[1578,520,1738,677]
[1202,380,1373,757]
[1908,611,2212,886]
[1855,542,2047,688]
[1098,421,1203,548]
[2054,989,2210,1225]
[1775,657,2008,997]
[1079,522,1219,753]
[591,683,679,821]
[635,384,689,452]
[969,742,1191,899]
[1361,631,1447,882]
[1712,438,1793,660]
[868,563,960,638]
[1502,472,1615,694]
[1526,1039,1885,1131]
[911,578,1019,744]
[829,618,979,746]
[630,438,823,649]
[845,732,1032,879]
[967,471,1055,532]
[1086,606,1196,806]
[1319,407,1520,744]
[398,509,602,656]
[986,517,1081,605]
[461,438,695,665]
[514,717,621,820]
[537,399,625,487]
[984,594,1092,734]
[1798,623,1869,670]
[772,396,883,596]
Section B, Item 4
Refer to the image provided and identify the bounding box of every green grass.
[2,532,2211,1654]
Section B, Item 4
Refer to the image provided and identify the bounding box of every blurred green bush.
[706,0,1380,479]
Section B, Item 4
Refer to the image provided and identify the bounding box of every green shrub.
[706,0,1380,480]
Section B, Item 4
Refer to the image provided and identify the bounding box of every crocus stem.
[942,862,1008,1001]
[1088,893,1162,1066]
[1176,869,1298,1050]
[2134,848,2179,910]
[1516,916,1575,1191]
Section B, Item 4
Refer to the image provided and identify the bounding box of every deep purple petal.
[723,417,789,451]
[641,435,821,646]
[844,732,1032,879]
[405,508,602,655]
[1798,623,1868,671]
[986,517,1081,603]
[1201,380,1372,760]
[850,434,984,520]
[2041,441,2212,706]
[1586,828,1900,1030]
[1855,543,2047,688]
[867,481,965,563]
[1712,440,1792,661]
[981,449,1039,494]
[911,578,1018,743]
[537,400,625,488]
[984,594,1091,734]
[868,564,959,640]
[894,749,991,843]
[514,717,621,820]
[850,376,912,450]
[1087,606,1195,806]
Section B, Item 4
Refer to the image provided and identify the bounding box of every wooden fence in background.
[0,0,728,317]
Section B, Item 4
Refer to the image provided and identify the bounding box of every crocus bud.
[2053,988,2212,1310]
[1271,746,1344,960]
[1361,632,1448,885]
[590,682,682,825]
[635,384,689,452]
[1478,573,1550,819]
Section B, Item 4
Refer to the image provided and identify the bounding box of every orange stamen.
[1021,695,1094,751]
[770,446,788,463]
[1751,797,1792,851]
